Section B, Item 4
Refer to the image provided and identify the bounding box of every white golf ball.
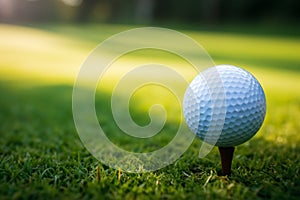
[183,65,266,147]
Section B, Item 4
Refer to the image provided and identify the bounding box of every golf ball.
[183,65,266,147]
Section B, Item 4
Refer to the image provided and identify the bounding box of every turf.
[0,23,300,200]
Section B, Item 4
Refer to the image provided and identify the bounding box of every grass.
[0,23,300,199]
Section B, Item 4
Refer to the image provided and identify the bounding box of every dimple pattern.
[183,65,266,147]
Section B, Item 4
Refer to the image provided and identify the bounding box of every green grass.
[0,23,300,199]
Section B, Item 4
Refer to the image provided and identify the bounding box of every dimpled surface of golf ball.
[183,65,266,147]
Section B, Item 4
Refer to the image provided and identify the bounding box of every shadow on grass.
[230,136,300,199]
[0,82,179,154]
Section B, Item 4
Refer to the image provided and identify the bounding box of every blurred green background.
[1,0,299,24]
[0,0,300,199]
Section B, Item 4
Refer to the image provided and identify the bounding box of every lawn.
[0,23,300,199]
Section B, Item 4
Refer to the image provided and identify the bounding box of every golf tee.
[218,146,235,176]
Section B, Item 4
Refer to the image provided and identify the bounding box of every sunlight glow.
[61,0,82,7]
